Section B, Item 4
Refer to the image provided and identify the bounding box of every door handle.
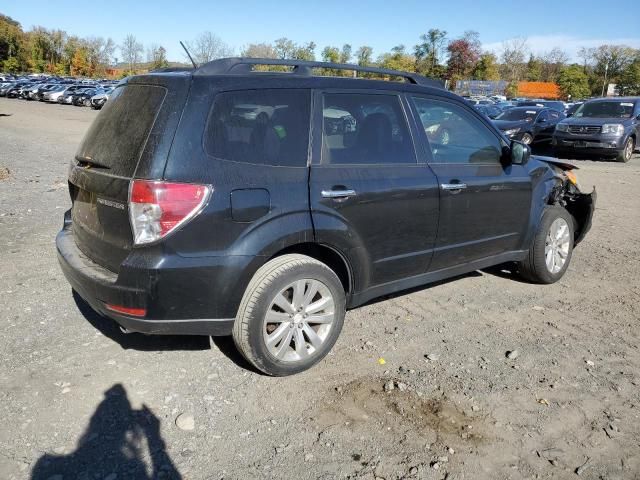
[321,189,357,199]
[441,183,467,192]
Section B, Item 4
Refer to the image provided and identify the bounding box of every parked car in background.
[566,102,584,117]
[493,106,565,145]
[72,87,103,106]
[516,100,566,113]
[0,82,16,96]
[90,89,114,109]
[473,104,502,119]
[43,85,68,103]
[56,58,595,376]
[6,82,32,98]
[553,97,640,162]
[495,100,516,110]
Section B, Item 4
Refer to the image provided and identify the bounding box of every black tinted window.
[412,97,502,164]
[322,93,415,165]
[76,84,166,176]
[205,89,311,167]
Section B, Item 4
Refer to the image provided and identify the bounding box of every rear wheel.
[616,137,634,163]
[232,254,346,376]
[518,206,574,284]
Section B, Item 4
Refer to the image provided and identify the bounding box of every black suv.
[493,106,565,146]
[57,58,595,376]
[553,97,640,162]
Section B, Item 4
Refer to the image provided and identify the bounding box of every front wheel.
[616,137,634,163]
[518,206,574,284]
[521,133,533,145]
[232,254,346,376]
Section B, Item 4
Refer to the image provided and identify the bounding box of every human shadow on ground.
[31,384,182,480]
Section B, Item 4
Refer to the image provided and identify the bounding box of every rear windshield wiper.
[75,156,111,170]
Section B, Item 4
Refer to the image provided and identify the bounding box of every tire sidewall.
[241,261,346,376]
[621,137,633,162]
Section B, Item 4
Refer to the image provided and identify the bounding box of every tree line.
[2,13,639,98]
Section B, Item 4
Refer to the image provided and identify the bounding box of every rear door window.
[321,93,415,165]
[76,84,167,177]
[204,89,311,167]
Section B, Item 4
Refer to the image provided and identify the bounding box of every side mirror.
[537,117,547,123]
[510,140,530,166]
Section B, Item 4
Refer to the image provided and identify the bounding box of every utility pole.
[601,62,609,97]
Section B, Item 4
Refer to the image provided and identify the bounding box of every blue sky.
[4,0,640,62]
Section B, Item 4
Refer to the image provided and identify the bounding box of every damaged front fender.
[531,156,596,247]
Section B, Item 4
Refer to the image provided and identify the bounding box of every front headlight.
[556,123,570,132]
[504,128,520,136]
[564,170,582,190]
[602,124,624,135]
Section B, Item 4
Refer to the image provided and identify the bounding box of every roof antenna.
[180,41,198,69]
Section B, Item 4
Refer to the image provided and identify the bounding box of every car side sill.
[349,250,528,309]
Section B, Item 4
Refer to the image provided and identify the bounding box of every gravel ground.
[1,97,639,480]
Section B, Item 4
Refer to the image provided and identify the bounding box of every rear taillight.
[129,180,212,245]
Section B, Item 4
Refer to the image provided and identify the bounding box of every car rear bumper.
[56,221,239,336]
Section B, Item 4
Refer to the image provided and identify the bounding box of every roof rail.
[150,66,194,73]
[193,57,442,88]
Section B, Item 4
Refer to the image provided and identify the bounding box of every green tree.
[557,65,591,100]
[321,46,340,63]
[505,81,519,98]
[473,53,500,80]
[148,44,169,69]
[3,56,20,73]
[525,54,542,81]
[414,28,447,76]
[292,41,316,61]
[378,45,416,75]
[618,59,640,95]
[242,42,277,59]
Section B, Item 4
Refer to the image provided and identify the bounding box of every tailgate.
[69,81,180,272]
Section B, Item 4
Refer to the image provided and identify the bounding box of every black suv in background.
[56,58,595,376]
[493,106,564,146]
[553,97,640,162]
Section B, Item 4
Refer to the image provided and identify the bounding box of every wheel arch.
[268,242,353,297]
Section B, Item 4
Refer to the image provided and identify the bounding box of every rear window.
[76,84,167,177]
[204,89,311,167]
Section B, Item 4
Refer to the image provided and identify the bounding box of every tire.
[616,137,634,163]
[518,206,574,284]
[232,254,346,376]
[521,133,533,145]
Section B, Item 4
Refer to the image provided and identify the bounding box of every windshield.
[495,108,538,122]
[574,101,635,119]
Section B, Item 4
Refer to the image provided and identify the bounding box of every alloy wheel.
[263,279,336,362]
[545,218,571,274]
[624,139,633,161]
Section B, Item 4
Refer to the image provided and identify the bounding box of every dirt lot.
[1,97,639,480]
